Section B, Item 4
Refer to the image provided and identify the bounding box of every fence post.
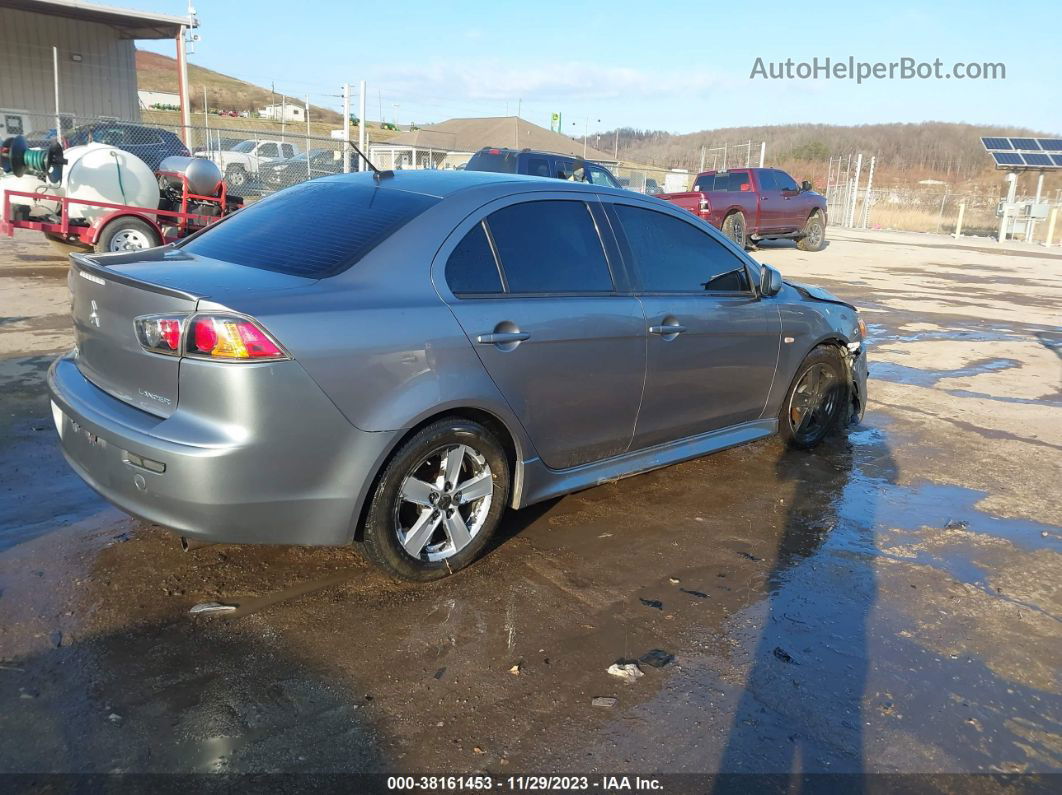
[1045,207,1058,247]
[759,141,766,167]
[954,202,966,238]
[358,80,368,171]
[342,83,351,174]
[860,156,876,229]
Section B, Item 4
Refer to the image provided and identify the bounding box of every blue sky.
[134,0,1059,135]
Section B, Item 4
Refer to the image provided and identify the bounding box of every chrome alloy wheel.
[109,228,152,251]
[395,444,494,562]
[787,362,841,444]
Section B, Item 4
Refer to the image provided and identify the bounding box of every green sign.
[550,112,562,133]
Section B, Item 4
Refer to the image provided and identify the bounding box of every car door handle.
[649,324,687,335]
[476,331,530,344]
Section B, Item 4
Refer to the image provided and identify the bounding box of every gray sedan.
[48,170,868,581]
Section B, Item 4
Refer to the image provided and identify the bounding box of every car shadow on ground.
[713,418,897,783]
[750,238,832,253]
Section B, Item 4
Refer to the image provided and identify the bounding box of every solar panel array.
[981,136,1062,170]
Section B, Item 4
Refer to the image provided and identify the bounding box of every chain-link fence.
[7,110,374,201]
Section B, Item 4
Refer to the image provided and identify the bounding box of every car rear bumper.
[47,353,397,546]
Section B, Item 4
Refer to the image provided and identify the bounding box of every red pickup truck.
[657,167,827,251]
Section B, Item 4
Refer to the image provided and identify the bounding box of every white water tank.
[0,171,61,215]
[62,143,159,223]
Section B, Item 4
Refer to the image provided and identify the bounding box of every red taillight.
[134,315,184,356]
[135,313,286,361]
[187,315,285,360]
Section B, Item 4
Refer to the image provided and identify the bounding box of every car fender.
[89,210,162,244]
[761,285,861,419]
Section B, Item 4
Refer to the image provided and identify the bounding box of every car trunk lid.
[69,249,313,417]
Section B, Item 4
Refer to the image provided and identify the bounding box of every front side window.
[281,144,295,158]
[445,222,504,295]
[588,165,618,187]
[258,143,280,158]
[774,170,799,192]
[486,200,613,293]
[613,205,752,293]
[757,170,777,191]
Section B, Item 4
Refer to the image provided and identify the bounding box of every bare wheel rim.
[109,228,152,251]
[728,214,745,244]
[394,443,493,563]
[788,363,840,442]
[805,219,823,247]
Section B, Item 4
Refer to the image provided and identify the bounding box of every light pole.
[571,117,601,158]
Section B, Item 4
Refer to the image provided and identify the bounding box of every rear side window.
[181,181,439,277]
[727,172,749,191]
[467,150,518,173]
[524,156,550,177]
[486,200,613,293]
[445,223,503,295]
[613,205,751,293]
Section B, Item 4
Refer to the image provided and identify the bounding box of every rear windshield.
[466,150,518,173]
[180,180,439,278]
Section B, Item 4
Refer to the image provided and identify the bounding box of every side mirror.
[760,264,783,297]
[801,180,812,192]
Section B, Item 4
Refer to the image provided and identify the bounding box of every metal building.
[0,0,192,130]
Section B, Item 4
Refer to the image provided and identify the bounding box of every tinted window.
[487,201,613,293]
[445,223,503,295]
[613,205,751,293]
[467,150,518,173]
[281,144,295,158]
[757,170,777,190]
[693,173,714,192]
[774,170,799,192]
[524,156,550,177]
[258,143,279,158]
[727,172,749,191]
[181,181,439,277]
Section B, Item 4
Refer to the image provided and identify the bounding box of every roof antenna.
[350,140,392,180]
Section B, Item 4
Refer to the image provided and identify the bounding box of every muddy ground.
[0,227,1059,777]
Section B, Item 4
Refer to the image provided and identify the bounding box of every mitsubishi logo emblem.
[89,300,100,328]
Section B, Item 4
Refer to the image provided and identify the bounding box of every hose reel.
[0,136,67,184]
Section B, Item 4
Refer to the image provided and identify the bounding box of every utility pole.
[342,82,351,174]
[699,145,706,172]
[176,31,191,146]
[358,80,368,172]
[305,95,311,180]
[52,46,61,136]
[614,129,619,161]
[758,141,766,168]
[202,85,208,148]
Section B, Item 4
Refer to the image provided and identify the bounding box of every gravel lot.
[0,226,1058,775]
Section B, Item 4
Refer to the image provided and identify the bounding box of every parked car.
[657,167,827,251]
[48,171,867,581]
[258,148,354,189]
[29,122,190,171]
[465,147,622,188]
[193,139,299,189]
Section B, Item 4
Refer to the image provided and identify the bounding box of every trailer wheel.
[94,217,161,254]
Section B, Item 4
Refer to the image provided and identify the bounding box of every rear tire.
[362,418,510,581]
[778,346,848,449]
[94,217,161,254]
[796,212,826,251]
[721,211,747,248]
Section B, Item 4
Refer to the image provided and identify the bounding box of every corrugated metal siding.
[0,7,144,122]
